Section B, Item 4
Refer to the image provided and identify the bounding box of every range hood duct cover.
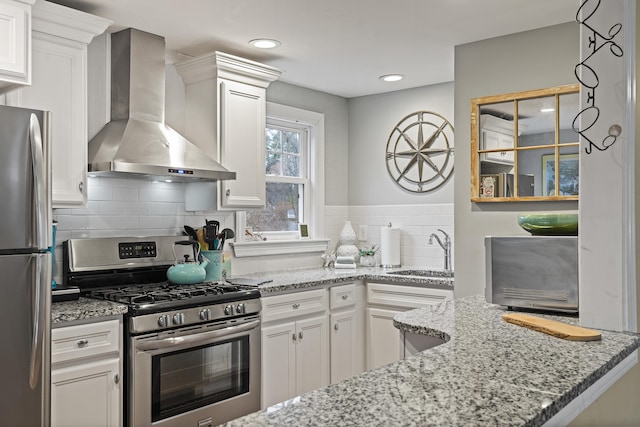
[88,28,235,182]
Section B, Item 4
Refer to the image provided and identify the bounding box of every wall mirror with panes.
[470,84,580,202]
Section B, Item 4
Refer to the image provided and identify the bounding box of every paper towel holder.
[380,223,401,268]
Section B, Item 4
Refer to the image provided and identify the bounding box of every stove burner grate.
[85,281,256,310]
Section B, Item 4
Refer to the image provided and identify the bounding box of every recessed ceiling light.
[249,39,281,49]
[379,74,405,82]
[540,108,555,113]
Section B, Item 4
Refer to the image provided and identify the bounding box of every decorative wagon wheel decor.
[385,110,454,193]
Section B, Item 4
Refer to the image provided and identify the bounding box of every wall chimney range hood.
[88,28,236,182]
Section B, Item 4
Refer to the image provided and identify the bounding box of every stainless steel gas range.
[63,236,261,427]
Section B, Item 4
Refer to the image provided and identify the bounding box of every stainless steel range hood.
[88,28,235,182]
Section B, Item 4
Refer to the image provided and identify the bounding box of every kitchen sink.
[386,269,454,278]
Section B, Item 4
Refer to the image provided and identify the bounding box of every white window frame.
[232,102,327,257]
[254,118,310,240]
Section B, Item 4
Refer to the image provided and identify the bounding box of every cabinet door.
[261,321,296,408]
[0,0,30,91]
[219,79,266,209]
[51,358,120,427]
[295,314,329,396]
[366,307,404,371]
[7,33,87,207]
[481,129,514,165]
[330,309,359,384]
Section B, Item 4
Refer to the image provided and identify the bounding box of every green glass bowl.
[517,213,578,236]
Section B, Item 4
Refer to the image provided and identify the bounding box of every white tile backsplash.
[346,204,454,270]
[52,177,234,285]
[52,177,454,283]
[235,204,454,275]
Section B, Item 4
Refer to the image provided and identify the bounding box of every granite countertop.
[51,298,128,324]
[238,266,454,295]
[50,267,451,325]
[224,294,640,427]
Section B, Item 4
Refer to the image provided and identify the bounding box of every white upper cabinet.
[5,0,110,207]
[0,0,34,92]
[479,114,515,165]
[176,52,281,210]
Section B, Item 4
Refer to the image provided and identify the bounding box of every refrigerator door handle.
[29,113,49,250]
[29,255,46,390]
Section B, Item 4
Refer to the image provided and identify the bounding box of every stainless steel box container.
[485,236,578,313]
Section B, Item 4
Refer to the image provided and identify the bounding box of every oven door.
[129,315,261,427]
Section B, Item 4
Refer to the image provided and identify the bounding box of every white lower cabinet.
[366,282,453,370]
[330,309,358,383]
[51,358,120,427]
[329,282,365,384]
[366,306,405,370]
[261,281,450,404]
[261,289,329,408]
[51,318,122,427]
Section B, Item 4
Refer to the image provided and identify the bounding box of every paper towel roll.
[380,227,401,267]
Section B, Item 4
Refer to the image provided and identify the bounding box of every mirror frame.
[470,84,580,202]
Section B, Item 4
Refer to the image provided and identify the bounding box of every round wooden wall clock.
[385,111,454,193]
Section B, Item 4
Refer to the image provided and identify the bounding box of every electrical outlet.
[358,224,368,241]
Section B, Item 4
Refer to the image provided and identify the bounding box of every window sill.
[230,239,330,258]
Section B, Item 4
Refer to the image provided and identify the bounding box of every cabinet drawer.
[52,319,120,364]
[329,283,356,310]
[367,283,453,309]
[262,288,327,323]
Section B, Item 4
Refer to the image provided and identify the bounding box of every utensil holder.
[201,250,223,282]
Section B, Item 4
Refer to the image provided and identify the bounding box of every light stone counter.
[51,298,128,324]
[223,294,640,427]
[49,267,446,324]
[240,266,454,295]
[49,266,445,324]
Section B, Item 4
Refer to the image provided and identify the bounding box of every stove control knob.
[199,308,211,321]
[236,303,245,314]
[157,315,169,328]
[224,305,233,316]
[173,313,185,325]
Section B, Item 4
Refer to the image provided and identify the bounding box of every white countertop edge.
[543,351,638,426]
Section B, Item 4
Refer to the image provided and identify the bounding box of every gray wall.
[347,82,454,206]
[267,81,349,206]
[267,80,455,207]
[453,22,579,298]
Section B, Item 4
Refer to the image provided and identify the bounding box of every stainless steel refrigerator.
[0,105,52,426]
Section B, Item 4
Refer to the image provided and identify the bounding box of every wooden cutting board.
[502,313,602,341]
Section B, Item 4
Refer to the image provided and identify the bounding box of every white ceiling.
[49,0,577,98]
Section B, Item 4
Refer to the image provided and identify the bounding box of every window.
[246,120,309,237]
[235,102,325,250]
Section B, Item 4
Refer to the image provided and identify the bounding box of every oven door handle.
[136,320,260,351]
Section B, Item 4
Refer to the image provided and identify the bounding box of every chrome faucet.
[428,229,452,272]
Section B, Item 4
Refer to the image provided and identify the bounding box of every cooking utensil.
[196,227,208,250]
[204,219,220,250]
[184,225,198,241]
[218,228,235,251]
